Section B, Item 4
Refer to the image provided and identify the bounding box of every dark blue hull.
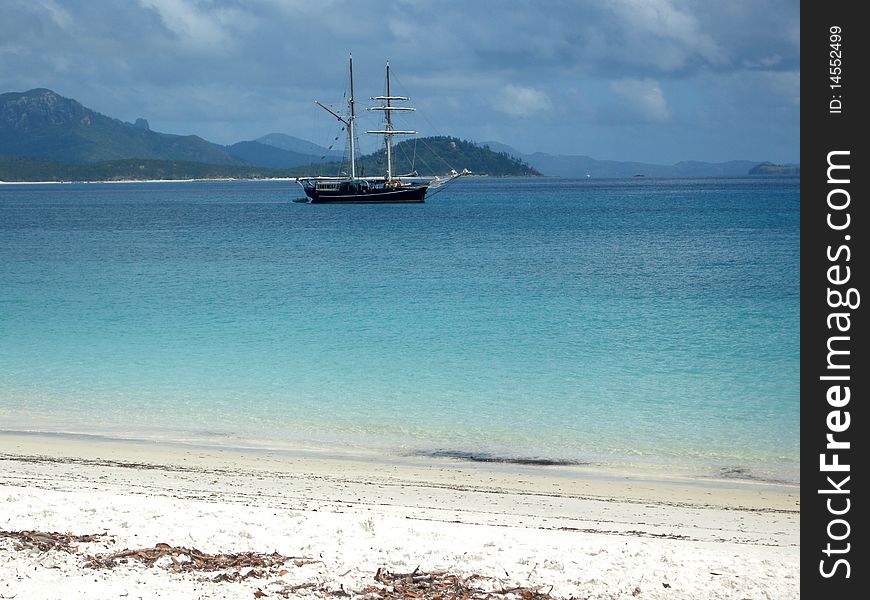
[304,184,427,204]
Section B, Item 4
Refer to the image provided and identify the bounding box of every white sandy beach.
[0,178,293,185]
[0,176,487,184]
[1,432,799,599]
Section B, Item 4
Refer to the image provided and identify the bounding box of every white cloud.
[609,78,671,122]
[38,0,74,29]
[743,54,783,69]
[137,0,252,52]
[494,85,552,117]
[608,0,726,70]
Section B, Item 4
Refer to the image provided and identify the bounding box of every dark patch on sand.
[417,450,586,467]
[712,466,794,485]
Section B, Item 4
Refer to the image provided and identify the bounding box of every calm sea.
[0,177,799,482]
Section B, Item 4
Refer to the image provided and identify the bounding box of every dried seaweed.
[362,567,554,600]
[274,581,321,597]
[2,530,562,598]
[83,542,307,576]
[0,530,111,553]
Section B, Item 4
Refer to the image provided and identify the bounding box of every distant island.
[1,88,797,182]
[748,162,800,175]
[312,136,539,179]
[480,141,800,179]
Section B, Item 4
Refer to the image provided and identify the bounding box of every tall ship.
[296,55,465,204]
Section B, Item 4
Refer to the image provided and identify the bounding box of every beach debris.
[83,542,309,578]
[556,526,691,541]
[362,567,554,599]
[211,569,270,583]
[0,530,111,554]
[3,531,564,598]
[274,582,320,597]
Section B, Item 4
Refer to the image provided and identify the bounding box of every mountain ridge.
[1,88,797,180]
[0,88,539,180]
[225,140,321,169]
[255,133,342,159]
[481,141,799,178]
[0,88,242,165]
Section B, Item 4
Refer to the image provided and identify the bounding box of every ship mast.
[368,61,416,181]
[315,53,357,180]
[385,63,393,180]
[348,54,356,180]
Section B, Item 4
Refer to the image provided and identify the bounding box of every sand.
[0,431,799,599]
[0,177,297,184]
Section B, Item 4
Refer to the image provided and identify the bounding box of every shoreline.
[0,428,800,491]
[0,174,796,185]
[0,176,501,185]
[2,430,799,599]
[0,424,800,487]
[0,177,298,185]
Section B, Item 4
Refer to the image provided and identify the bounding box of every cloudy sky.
[2,0,799,164]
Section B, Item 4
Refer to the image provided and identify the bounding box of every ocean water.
[0,177,800,481]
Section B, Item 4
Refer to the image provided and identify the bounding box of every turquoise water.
[0,177,799,481]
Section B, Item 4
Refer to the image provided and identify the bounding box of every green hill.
[0,88,242,165]
[308,136,541,178]
[0,88,539,180]
[1,136,540,182]
[0,155,282,182]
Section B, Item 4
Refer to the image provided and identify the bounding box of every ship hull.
[304,185,427,204]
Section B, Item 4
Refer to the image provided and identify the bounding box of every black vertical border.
[802,1,867,595]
